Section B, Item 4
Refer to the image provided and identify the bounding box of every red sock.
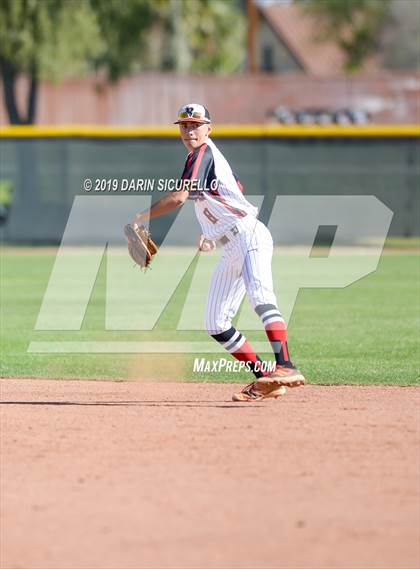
[255,304,294,368]
[210,327,264,378]
[231,340,264,378]
[265,321,292,367]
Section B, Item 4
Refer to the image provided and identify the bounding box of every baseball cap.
[174,103,211,124]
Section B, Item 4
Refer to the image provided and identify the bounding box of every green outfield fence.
[0,125,419,243]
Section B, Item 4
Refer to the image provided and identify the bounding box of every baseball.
[200,238,215,252]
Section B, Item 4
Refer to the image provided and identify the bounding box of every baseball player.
[132,103,305,401]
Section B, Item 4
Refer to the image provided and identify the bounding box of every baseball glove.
[124,224,158,269]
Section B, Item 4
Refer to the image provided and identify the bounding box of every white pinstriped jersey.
[180,138,258,240]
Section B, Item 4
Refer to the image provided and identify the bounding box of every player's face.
[179,121,212,151]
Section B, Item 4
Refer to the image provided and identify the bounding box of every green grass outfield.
[1,242,419,385]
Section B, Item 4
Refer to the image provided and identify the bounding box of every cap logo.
[174,104,210,124]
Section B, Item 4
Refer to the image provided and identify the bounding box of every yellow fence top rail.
[0,124,419,138]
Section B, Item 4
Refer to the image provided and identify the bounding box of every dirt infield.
[1,380,419,569]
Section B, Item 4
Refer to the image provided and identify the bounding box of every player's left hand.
[198,234,216,252]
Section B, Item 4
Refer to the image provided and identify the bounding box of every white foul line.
[27,341,273,354]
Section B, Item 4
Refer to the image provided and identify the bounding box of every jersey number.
[203,208,218,224]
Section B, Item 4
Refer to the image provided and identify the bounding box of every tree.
[302,0,392,72]
[136,0,246,74]
[0,0,103,124]
[0,0,245,125]
[170,0,245,73]
[88,0,157,81]
[0,0,161,124]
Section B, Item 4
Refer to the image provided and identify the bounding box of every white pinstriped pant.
[205,218,278,334]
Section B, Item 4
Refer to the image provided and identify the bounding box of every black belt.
[219,225,239,245]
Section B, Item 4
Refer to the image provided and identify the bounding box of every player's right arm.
[132,190,188,226]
